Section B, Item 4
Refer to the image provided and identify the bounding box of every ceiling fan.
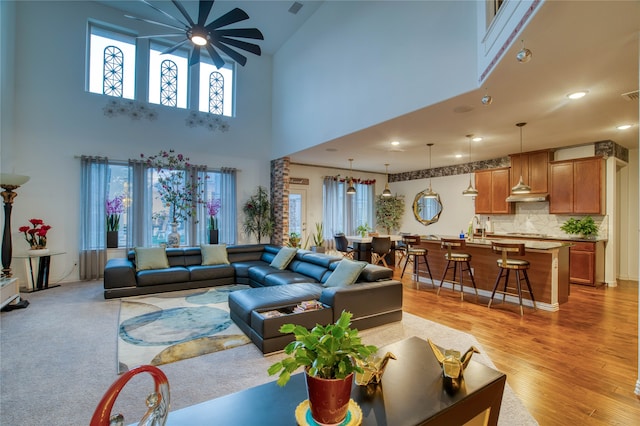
[126,0,264,68]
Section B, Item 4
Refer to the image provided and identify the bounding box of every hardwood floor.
[398,271,640,425]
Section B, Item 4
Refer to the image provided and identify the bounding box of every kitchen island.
[414,236,570,311]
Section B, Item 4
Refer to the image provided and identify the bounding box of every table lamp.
[1,173,30,277]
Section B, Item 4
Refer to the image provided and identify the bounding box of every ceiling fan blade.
[125,15,186,32]
[137,0,189,28]
[219,37,261,56]
[211,40,247,66]
[137,33,184,39]
[205,44,226,69]
[215,28,264,40]
[189,46,202,66]
[205,8,249,30]
[198,0,215,27]
[161,39,189,55]
[171,0,195,27]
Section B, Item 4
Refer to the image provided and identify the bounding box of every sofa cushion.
[263,271,318,286]
[136,266,189,286]
[134,247,169,271]
[248,265,287,284]
[323,259,367,288]
[200,244,230,266]
[270,247,298,270]
[188,264,235,281]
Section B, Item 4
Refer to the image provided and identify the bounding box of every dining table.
[346,235,403,264]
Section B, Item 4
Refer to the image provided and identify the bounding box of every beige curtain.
[79,156,108,280]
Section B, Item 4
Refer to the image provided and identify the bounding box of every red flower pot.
[305,370,353,424]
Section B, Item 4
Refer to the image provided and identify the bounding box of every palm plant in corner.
[267,311,377,425]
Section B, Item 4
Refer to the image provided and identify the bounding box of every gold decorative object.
[354,351,397,386]
[428,339,479,395]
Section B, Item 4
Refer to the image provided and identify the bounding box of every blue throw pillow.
[323,259,367,287]
[270,247,298,270]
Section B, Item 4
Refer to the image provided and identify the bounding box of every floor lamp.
[1,173,30,278]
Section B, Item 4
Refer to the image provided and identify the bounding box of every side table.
[14,250,66,292]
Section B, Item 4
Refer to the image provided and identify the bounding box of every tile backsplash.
[483,202,607,239]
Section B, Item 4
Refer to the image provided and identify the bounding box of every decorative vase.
[167,222,180,248]
[28,247,49,256]
[106,231,118,248]
[209,229,219,245]
[305,370,353,424]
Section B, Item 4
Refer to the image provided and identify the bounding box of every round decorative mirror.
[413,191,443,226]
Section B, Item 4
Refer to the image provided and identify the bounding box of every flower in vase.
[19,219,51,249]
[106,195,125,232]
[206,199,221,230]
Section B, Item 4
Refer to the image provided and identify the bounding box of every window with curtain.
[322,177,375,239]
[80,158,236,275]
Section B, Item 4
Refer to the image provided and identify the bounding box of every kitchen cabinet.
[569,240,605,286]
[475,168,513,214]
[549,156,605,214]
[509,149,554,194]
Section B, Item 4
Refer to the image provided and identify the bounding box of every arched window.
[103,46,124,97]
[209,71,224,114]
[160,60,178,107]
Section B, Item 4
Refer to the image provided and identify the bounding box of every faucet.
[470,215,484,240]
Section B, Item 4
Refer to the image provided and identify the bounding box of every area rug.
[117,285,252,373]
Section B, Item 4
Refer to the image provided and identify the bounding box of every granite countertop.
[420,235,569,250]
[482,233,606,243]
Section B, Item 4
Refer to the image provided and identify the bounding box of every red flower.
[19,218,51,249]
[29,218,43,225]
[18,226,30,233]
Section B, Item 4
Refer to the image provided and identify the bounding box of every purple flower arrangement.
[106,195,125,232]
[206,199,221,230]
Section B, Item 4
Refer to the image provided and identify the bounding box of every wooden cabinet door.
[570,246,595,285]
[474,170,492,214]
[573,157,603,214]
[528,150,551,193]
[549,161,574,213]
[491,168,512,214]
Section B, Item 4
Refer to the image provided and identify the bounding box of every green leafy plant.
[242,186,274,243]
[560,216,599,237]
[287,232,301,248]
[267,311,378,386]
[313,222,324,247]
[375,194,405,234]
[355,223,370,238]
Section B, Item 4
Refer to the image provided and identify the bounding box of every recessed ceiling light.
[567,91,588,100]
[472,137,483,142]
[616,124,632,130]
[391,141,400,146]
[455,154,462,158]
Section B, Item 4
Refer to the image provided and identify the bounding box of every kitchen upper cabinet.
[550,156,605,214]
[475,168,513,214]
[509,149,554,194]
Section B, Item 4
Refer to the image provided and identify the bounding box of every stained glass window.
[160,60,178,106]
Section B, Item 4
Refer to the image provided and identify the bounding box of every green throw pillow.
[200,244,230,266]
[323,259,367,287]
[270,247,298,270]
[134,247,169,271]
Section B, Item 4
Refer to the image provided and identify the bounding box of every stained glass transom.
[160,60,178,107]
[103,46,124,97]
[209,71,224,114]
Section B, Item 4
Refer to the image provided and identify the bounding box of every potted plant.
[287,232,301,248]
[355,223,370,238]
[242,186,274,243]
[268,311,377,425]
[560,216,599,239]
[206,198,221,244]
[106,195,124,248]
[375,194,405,234]
[18,219,52,251]
[311,222,325,253]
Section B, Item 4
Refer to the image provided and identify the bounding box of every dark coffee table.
[164,336,506,425]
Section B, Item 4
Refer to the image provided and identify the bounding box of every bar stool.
[400,235,434,285]
[488,242,537,316]
[437,238,478,301]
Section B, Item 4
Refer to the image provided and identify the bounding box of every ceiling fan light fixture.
[190,32,208,46]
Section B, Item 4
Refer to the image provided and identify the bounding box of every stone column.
[270,157,290,246]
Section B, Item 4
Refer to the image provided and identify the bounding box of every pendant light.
[511,122,532,194]
[462,135,479,197]
[346,159,356,195]
[424,143,438,198]
[382,163,392,197]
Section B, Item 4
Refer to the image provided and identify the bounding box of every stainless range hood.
[506,193,549,203]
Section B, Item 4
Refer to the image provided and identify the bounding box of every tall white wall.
[1,1,273,283]
[272,1,478,157]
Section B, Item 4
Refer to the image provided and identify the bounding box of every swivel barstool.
[400,235,434,286]
[488,242,537,316]
[437,238,478,301]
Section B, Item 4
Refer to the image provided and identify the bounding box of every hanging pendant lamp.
[511,122,532,194]
[462,135,479,197]
[424,143,438,198]
[346,159,356,195]
[382,163,392,197]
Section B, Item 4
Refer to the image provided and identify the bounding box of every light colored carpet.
[0,281,537,426]
[117,285,251,373]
